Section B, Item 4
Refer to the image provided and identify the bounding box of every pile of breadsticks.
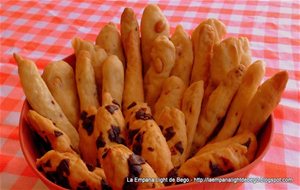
[15,4,288,190]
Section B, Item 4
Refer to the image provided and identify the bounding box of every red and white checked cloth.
[0,1,299,189]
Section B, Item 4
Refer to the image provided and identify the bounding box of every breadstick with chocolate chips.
[181,81,204,158]
[14,53,79,150]
[121,8,144,111]
[141,4,170,74]
[99,144,163,189]
[238,71,288,135]
[154,76,185,119]
[144,35,176,109]
[190,18,226,87]
[36,150,109,190]
[42,60,80,127]
[96,22,125,66]
[27,110,76,154]
[212,60,265,142]
[192,64,246,153]
[76,50,100,112]
[170,25,193,86]
[156,107,187,168]
[102,55,124,106]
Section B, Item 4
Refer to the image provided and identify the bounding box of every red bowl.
[19,55,274,190]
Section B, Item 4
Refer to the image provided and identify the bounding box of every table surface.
[0,1,299,189]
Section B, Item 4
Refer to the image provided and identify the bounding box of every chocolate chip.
[128,154,145,165]
[174,141,184,154]
[96,133,106,149]
[127,154,144,179]
[101,179,112,190]
[108,125,126,145]
[82,115,95,136]
[163,127,176,141]
[77,181,90,190]
[105,105,119,114]
[54,130,63,137]
[135,108,153,120]
[112,99,120,107]
[51,100,55,105]
[127,102,137,110]
[132,131,144,155]
[80,111,88,120]
[242,138,251,148]
[85,163,95,172]
[166,167,178,186]
[57,159,70,176]
[209,161,226,177]
[147,147,154,152]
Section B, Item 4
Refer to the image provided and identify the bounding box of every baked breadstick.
[212,60,265,142]
[27,110,76,154]
[170,25,193,86]
[192,64,246,153]
[42,60,80,127]
[36,150,108,190]
[154,76,185,118]
[181,81,204,158]
[15,53,79,150]
[190,19,226,87]
[156,107,187,167]
[102,55,124,106]
[196,132,258,162]
[99,144,163,189]
[75,50,100,112]
[96,22,125,66]
[121,8,144,110]
[238,71,288,135]
[141,4,170,74]
[144,35,176,109]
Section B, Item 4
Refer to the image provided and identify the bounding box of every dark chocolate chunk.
[77,181,90,190]
[108,125,126,145]
[127,102,137,110]
[112,99,120,107]
[54,130,63,137]
[128,154,145,165]
[82,114,95,136]
[132,132,144,155]
[209,161,225,177]
[57,159,70,176]
[96,133,106,149]
[174,141,184,154]
[123,177,138,190]
[166,167,178,186]
[242,138,251,148]
[135,108,153,120]
[85,163,95,172]
[105,105,119,114]
[51,100,55,105]
[163,127,176,141]
[101,179,112,190]
[80,111,88,120]
[147,147,154,152]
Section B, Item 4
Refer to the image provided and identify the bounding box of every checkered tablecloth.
[1,0,299,189]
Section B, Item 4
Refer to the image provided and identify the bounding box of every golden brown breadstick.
[153,76,185,119]
[27,110,76,154]
[141,4,170,74]
[156,107,187,167]
[121,8,144,110]
[42,60,80,127]
[181,81,204,158]
[102,55,124,106]
[212,60,265,142]
[190,19,226,87]
[238,71,289,135]
[144,35,176,110]
[192,64,246,153]
[170,25,193,86]
[75,50,100,112]
[96,22,125,66]
[15,53,79,150]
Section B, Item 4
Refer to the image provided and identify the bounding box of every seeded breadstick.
[75,50,100,112]
[212,60,265,142]
[102,55,124,106]
[15,53,79,150]
[238,71,288,135]
[170,25,193,86]
[153,76,185,119]
[121,8,144,111]
[144,35,176,110]
[181,81,204,158]
[190,18,226,87]
[192,64,246,153]
[42,60,80,127]
[141,4,170,74]
[96,22,125,66]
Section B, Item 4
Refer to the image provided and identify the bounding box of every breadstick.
[141,4,170,74]
[42,60,80,127]
[192,64,246,153]
[238,71,288,135]
[102,55,124,106]
[212,60,265,142]
[153,76,185,119]
[170,25,193,86]
[96,22,125,66]
[75,50,100,112]
[190,19,226,87]
[181,81,204,158]
[144,35,176,110]
[14,53,79,150]
[120,8,144,110]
